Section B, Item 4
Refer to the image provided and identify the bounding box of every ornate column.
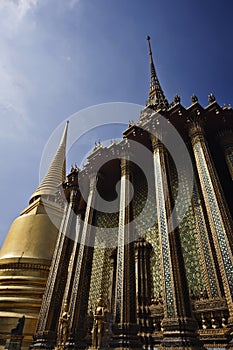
[188,120,233,344]
[217,129,233,180]
[109,249,117,315]
[192,180,222,299]
[60,213,83,307]
[110,154,141,350]
[65,172,97,349]
[57,212,84,348]
[31,187,79,349]
[150,133,203,349]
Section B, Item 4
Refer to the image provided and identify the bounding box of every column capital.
[150,134,166,153]
[188,119,206,145]
[88,172,98,191]
[69,187,80,209]
[120,157,133,176]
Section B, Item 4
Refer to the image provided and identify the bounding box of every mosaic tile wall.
[88,212,118,312]
[88,245,113,312]
[132,170,162,300]
[169,162,206,296]
[88,158,207,312]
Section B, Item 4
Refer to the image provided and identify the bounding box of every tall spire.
[146,35,168,110]
[29,121,69,203]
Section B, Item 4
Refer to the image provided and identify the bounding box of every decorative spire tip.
[145,35,169,110]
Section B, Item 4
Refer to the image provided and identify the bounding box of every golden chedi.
[0,122,68,349]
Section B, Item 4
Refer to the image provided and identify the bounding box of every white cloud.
[18,0,39,19]
[0,0,82,140]
[0,0,39,17]
[0,0,39,34]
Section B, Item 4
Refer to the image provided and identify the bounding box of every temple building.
[1,37,233,350]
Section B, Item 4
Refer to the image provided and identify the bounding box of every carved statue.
[4,316,25,350]
[58,303,70,348]
[128,120,134,127]
[208,92,216,104]
[191,94,198,104]
[11,316,25,335]
[92,295,105,349]
[173,94,181,104]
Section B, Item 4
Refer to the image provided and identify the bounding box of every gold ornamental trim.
[0,262,50,271]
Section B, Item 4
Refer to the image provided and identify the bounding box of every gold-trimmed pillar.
[31,187,79,349]
[111,154,141,350]
[150,133,203,349]
[65,172,97,349]
[57,211,84,348]
[109,249,117,316]
[60,212,83,308]
[192,180,222,299]
[188,120,233,339]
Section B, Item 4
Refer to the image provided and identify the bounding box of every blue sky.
[0,0,233,246]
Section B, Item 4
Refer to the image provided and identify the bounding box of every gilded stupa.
[0,122,68,348]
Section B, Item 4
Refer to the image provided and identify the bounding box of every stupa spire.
[29,121,69,203]
[146,35,169,110]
